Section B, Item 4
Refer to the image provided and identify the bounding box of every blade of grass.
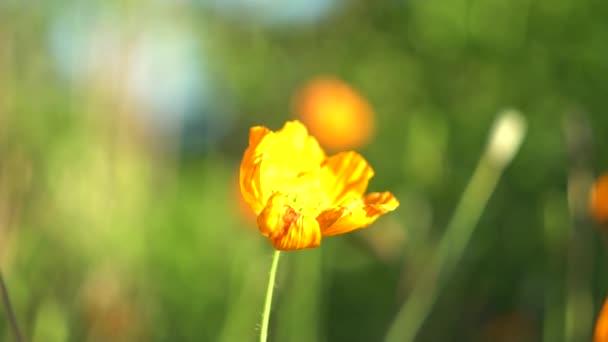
[385,110,527,342]
[563,113,594,341]
[0,271,22,342]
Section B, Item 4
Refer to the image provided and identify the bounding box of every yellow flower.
[240,120,399,251]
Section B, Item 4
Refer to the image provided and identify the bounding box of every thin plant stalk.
[563,113,594,341]
[385,110,526,342]
[260,250,281,342]
[0,271,22,342]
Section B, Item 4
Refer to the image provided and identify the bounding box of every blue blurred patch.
[47,5,235,154]
[201,0,342,25]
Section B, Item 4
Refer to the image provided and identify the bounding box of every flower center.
[284,191,326,217]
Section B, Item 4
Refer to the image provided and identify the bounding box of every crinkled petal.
[276,121,326,160]
[240,126,271,214]
[320,151,374,205]
[241,121,325,214]
[257,193,321,250]
[317,192,399,236]
[257,121,325,191]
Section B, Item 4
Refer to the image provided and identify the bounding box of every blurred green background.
[1,0,607,341]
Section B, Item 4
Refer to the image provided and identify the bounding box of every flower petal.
[317,192,399,236]
[241,121,326,215]
[321,151,374,205]
[257,193,322,250]
[240,126,272,214]
[258,121,325,185]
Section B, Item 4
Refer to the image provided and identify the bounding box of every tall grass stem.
[0,272,22,342]
[384,110,526,342]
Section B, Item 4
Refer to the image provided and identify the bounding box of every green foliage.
[0,0,607,341]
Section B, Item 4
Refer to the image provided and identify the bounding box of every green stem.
[384,110,526,342]
[384,158,500,342]
[0,271,22,342]
[260,250,281,342]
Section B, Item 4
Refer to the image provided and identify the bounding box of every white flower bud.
[485,109,527,167]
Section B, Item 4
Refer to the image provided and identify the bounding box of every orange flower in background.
[240,121,398,251]
[595,297,608,342]
[591,173,608,224]
[293,77,375,151]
